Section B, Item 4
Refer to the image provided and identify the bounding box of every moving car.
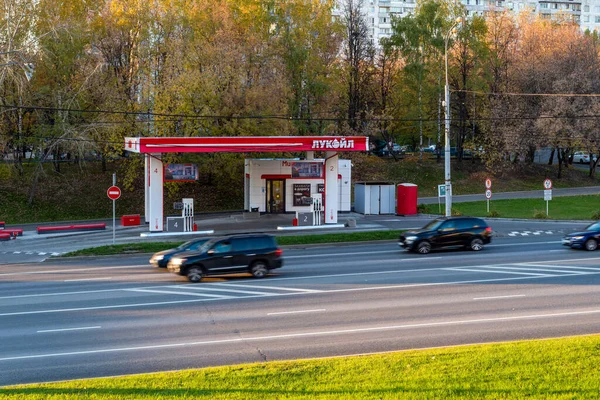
[562,222,600,251]
[167,234,283,282]
[150,237,213,268]
[572,151,597,164]
[399,216,492,254]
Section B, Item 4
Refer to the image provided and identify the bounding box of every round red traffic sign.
[543,179,552,190]
[485,178,492,189]
[107,185,121,200]
[485,189,492,199]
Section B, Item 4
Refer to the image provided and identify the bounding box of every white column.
[324,152,339,224]
[148,153,164,231]
[144,155,150,224]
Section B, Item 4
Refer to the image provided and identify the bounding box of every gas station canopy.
[124,136,369,154]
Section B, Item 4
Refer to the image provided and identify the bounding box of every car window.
[422,219,444,230]
[440,221,456,230]
[586,222,600,231]
[454,219,474,230]
[188,240,208,251]
[177,240,193,250]
[213,241,232,254]
[232,238,250,252]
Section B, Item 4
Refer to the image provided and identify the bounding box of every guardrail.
[36,223,106,234]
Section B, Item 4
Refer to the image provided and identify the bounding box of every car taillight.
[275,248,283,257]
[485,227,492,233]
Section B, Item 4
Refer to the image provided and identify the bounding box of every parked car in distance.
[167,234,283,282]
[399,216,492,254]
[572,151,597,164]
[149,237,213,268]
[562,221,600,251]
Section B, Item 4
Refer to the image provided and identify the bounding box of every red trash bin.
[397,183,418,215]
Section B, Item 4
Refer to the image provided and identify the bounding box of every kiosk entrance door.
[266,179,285,213]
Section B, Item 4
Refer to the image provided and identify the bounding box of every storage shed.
[353,182,395,214]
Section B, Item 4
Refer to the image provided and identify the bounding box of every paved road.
[1,236,600,386]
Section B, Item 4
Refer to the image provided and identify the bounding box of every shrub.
[451,208,463,216]
[592,210,600,220]
[417,203,428,214]
[487,210,500,218]
[533,209,548,219]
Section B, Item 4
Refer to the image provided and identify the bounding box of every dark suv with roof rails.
[399,216,492,254]
[167,234,283,282]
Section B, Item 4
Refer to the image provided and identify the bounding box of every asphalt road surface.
[1,234,600,386]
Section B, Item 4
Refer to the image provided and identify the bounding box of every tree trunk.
[548,148,555,165]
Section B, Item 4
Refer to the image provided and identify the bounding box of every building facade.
[335,0,598,46]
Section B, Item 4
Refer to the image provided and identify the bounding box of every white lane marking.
[212,283,321,293]
[64,277,113,282]
[2,272,599,317]
[125,288,231,299]
[446,267,551,276]
[4,308,600,361]
[37,326,101,333]
[179,286,277,296]
[0,265,147,277]
[473,295,526,301]
[268,309,326,316]
[516,263,600,271]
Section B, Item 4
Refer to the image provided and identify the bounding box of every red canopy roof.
[124,136,368,153]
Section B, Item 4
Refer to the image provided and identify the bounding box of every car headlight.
[405,236,418,242]
[170,257,187,266]
[153,255,164,261]
[571,236,584,240]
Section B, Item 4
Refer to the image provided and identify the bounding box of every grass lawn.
[1,335,599,398]
[421,195,600,220]
[61,231,403,257]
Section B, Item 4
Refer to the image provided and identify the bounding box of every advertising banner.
[293,183,312,206]
[291,162,323,178]
[164,164,198,182]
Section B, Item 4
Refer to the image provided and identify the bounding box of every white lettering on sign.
[312,138,354,149]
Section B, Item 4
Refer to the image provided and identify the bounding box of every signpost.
[543,179,552,216]
[438,184,446,214]
[484,178,492,213]
[107,175,121,245]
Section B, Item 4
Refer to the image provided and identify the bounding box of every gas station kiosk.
[124,136,368,232]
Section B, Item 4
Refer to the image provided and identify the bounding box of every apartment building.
[336,0,599,45]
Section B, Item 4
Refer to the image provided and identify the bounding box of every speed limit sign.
[543,179,552,190]
[485,189,492,199]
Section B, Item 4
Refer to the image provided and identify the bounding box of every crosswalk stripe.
[447,267,551,276]
[211,283,321,293]
[126,288,232,298]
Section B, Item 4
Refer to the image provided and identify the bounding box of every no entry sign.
[107,186,121,200]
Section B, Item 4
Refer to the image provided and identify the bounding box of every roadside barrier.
[121,214,141,226]
[36,223,106,234]
[0,232,13,241]
[3,228,23,237]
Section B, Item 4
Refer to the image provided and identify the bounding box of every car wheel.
[251,261,269,278]
[585,239,598,251]
[416,241,431,254]
[470,237,484,251]
[187,267,204,282]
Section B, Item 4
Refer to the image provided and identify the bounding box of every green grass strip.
[1,335,599,398]
[62,231,403,257]
[421,194,600,220]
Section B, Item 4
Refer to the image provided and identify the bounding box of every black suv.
[399,217,492,254]
[167,234,283,282]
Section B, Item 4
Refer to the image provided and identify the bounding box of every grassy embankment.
[1,154,598,224]
[63,194,600,257]
[1,335,599,399]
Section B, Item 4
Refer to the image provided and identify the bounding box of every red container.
[121,214,141,226]
[397,183,418,215]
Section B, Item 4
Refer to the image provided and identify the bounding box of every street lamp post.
[443,17,462,217]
